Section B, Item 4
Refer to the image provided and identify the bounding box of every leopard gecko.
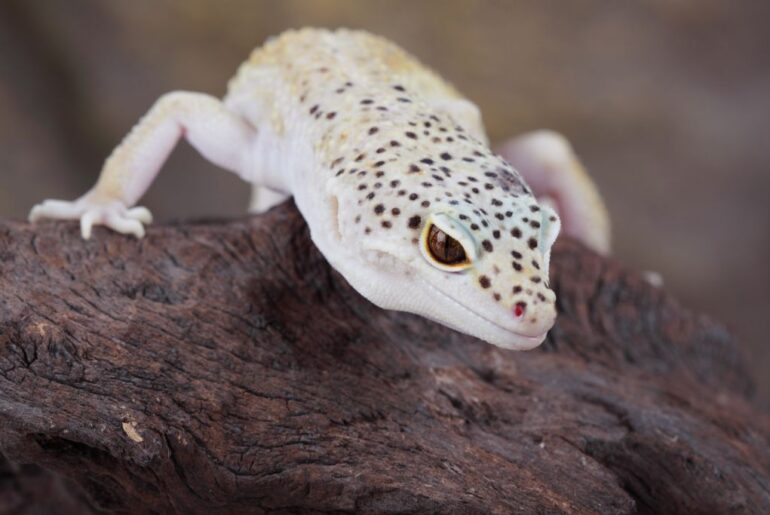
[29,28,610,350]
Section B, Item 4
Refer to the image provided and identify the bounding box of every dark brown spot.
[374,204,385,215]
[528,238,538,249]
[479,276,491,288]
[511,228,522,238]
[408,215,421,229]
[482,240,493,252]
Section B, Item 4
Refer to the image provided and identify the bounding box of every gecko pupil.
[427,225,467,265]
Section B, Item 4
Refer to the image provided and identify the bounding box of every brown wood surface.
[0,203,768,514]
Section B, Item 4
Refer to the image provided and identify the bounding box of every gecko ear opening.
[419,213,476,272]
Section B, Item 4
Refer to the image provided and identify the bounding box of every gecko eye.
[426,225,468,265]
[419,213,476,272]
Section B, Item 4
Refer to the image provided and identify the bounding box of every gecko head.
[327,111,561,349]
[344,187,561,350]
[410,202,560,349]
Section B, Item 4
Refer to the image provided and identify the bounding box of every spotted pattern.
[228,28,557,322]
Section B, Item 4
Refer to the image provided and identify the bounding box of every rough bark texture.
[0,203,768,514]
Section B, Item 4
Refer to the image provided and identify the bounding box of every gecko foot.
[29,196,153,240]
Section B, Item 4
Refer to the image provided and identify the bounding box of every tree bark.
[0,203,767,514]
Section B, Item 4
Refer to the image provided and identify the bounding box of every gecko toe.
[80,210,100,240]
[126,206,153,225]
[106,211,146,239]
[29,199,84,222]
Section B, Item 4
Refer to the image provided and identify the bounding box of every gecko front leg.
[30,91,256,239]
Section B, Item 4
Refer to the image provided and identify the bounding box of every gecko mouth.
[416,276,550,350]
[356,247,550,349]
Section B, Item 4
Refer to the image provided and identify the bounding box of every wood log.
[0,203,767,514]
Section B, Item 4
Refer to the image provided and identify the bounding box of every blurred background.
[1,0,768,405]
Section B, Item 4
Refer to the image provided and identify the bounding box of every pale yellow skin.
[29,29,610,350]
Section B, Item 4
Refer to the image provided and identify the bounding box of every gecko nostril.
[513,302,526,318]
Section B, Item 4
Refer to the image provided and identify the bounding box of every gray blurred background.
[1,0,768,405]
